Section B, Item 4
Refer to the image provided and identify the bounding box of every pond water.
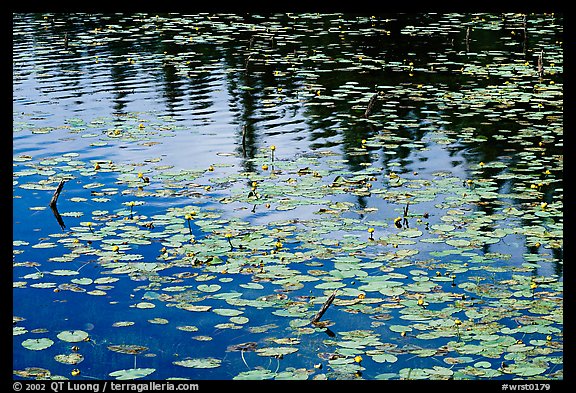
[13,13,563,382]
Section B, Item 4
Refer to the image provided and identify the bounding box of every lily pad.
[22,338,54,351]
[212,308,243,317]
[57,330,89,343]
[256,346,299,357]
[109,368,156,380]
[197,284,221,293]
[107,344,149,355]
[54,353,84,365]
[173,358,222,368]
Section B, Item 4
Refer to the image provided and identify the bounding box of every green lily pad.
[256,346,299,357]
[230,316,249,324]
[371,353,398,363]
[233,369,276,380]
[212,308,243,317]
[399,368,429,379]
[107,345,149,355]
[197,284,221,293]
[54,353,84,365]
[109,368,156,380]
[57,330,89,343]
[173,358,222,368]
[112,321,135,327]
[398,229,423,238]
[135,302,156,309]
[22,338,54,351]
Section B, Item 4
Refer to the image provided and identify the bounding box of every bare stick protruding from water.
[50,180,65,208]
[311,290,337,324]
[49,180,66,230]
[364,93,379,118]
[537,49,544,78]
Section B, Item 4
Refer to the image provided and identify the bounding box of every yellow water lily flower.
[354,355,363,363]
[367,227,375,240]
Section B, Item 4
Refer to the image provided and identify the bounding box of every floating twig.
[311,290,337,324]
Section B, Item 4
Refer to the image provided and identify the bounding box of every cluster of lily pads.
[13,12,562,381]
[13,138,563,380]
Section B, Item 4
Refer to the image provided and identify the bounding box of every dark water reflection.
[13,11,564,288]
[13,13,563,381]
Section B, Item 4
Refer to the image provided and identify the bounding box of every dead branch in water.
[49,180,66,230]
[49,180,65,208]
[311,290,337,324]
[364,93,379,118]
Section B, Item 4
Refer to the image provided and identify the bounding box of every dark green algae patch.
[13,12,562,381]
